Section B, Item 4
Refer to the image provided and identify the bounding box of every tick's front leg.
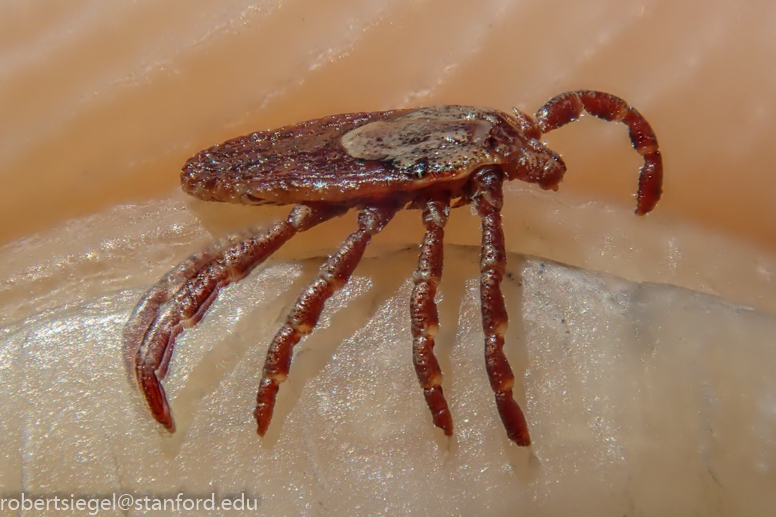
[472,167,531,446]
[411,192,453,436]
[535,90,663,215]
[128,203,346,432]
[255,202,400,436]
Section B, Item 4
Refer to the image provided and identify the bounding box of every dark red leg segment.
[129,203,346,432]
[410,192,453,436]
[255,203,400,436]
[535,90,663,215]
[472,167,531,446]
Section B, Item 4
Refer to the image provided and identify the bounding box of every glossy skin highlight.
[127,90,663,446]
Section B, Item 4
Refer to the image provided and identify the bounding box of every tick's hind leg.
[535,90,663,215]
[128,203,346,432]
[411,192,453,436]
[472,167,531,446]
[255,202,400,436]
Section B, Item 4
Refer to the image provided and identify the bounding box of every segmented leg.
[255,203,400,436]
[410,192,453,435]
[472,167,531,446]
[535,90,663,215]
[129,203,346,432]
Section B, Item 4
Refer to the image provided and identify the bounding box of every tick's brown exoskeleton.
[127,90,663,446]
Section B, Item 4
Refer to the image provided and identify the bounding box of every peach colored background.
[1,0,775,254]
[2,3,776,514]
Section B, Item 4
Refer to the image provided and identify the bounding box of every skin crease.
[2,2,776,516]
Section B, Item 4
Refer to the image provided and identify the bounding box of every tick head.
[506,141,566,191]
[501,125,566,190]
[495,113,567,191]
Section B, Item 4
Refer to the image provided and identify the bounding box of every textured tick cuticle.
[340,106,497,177]
[127,90,663,447]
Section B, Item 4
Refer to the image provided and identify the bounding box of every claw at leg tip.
[153,414,175,434]
[254,406,271,437]
[153,407,176,434]
[510,430,531,447]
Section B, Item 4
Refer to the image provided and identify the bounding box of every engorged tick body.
[127,90,663,446]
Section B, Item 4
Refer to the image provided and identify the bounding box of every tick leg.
[255,203,400,436]
[411,192,453,436]
[128,203,346,432]
[535,90,663,215]
[472,167,531,446]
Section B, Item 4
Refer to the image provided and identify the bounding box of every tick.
[126,90,662,446]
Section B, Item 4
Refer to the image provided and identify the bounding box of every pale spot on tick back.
[341,106,497,178]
